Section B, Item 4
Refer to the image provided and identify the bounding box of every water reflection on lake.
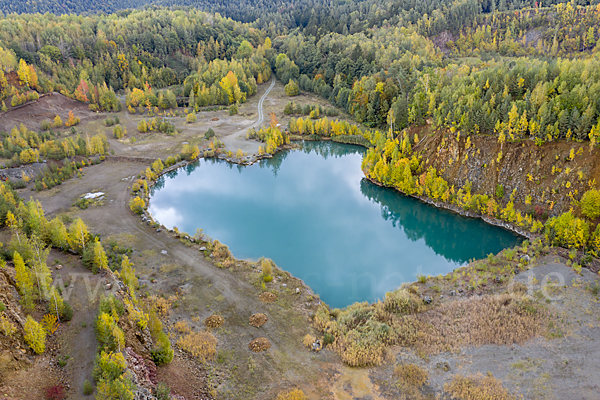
[149,141,522,308]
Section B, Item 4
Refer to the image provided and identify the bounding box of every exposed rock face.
[125,347,158,399]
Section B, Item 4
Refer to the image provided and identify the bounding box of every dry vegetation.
[249,313,268,327]
[174,320,191,334]
[413,293,550,354]
[258,292,277,303]
[203,314,224,328]
[444,373,516,400]
[313,289,551,367]
[146,295,176,317]
[302,334,316,349]
[394,364,428,387]
[248,337,271,352]
[394,364,429,399]
[210,239,236,268]
[176,331,217,363]
[276,388,308,400]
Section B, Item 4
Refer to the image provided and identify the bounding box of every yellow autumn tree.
[219,71,239,104]
[17,59,29,86]
[119,256,138,291]
[14,252,34,310]
[53,115,63,128]
[27,65,38,90]
[85,237,108,273]
[68,218,90,253]
[129,197,145,214]
[24,316,46,354]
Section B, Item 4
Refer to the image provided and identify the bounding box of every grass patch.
[159,263,180,274]
[313,293,550,367]
[177,330,217,362]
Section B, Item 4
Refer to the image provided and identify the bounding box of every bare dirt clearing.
[0,93,103,133]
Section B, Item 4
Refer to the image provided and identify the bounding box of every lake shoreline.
[363,176,533,240]
[143,140,525,308]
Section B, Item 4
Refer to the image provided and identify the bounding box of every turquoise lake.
[149,141,522,308]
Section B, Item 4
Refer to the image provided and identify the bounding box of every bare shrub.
[444,373,515,400]
[212,240,231,260]
[249,313,268,327]
[394,364,429,399]
[146,295,175,317]
[174,321,191,334]
[258,292,277,303]
[248,337,271,352]
[394,364,428,387]
[204,315,224,328]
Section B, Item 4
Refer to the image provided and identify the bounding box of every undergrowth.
[314,290,550,367]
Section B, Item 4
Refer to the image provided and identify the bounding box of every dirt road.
[221,76,276,154]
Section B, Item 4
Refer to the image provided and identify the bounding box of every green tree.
[84,238,108,273]
[237,40,253,59]
[284,79,300,96]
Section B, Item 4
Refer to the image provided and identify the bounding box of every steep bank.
[412,125,600,217]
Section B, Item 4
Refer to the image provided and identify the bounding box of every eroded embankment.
[412,126,600,216]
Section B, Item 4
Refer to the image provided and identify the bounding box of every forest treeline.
[271,3,600,143]
[0,8,271,111]
[2,1,600,143]
[0,0,145,15]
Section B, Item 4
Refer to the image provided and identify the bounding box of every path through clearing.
[221,76,276,154]
[251,76,276,130]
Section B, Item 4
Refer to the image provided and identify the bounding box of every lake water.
[149,141,522,308]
